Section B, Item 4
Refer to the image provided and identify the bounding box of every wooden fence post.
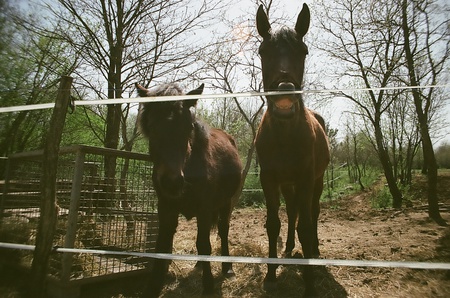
[30,76,73,297]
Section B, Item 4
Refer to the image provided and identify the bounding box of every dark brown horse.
[136,83,242,297]
[255,4,330,296]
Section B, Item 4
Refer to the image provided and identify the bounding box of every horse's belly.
[260,153,310,183]
[275,167,300,184]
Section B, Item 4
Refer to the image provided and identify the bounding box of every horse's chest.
[258,132,308,162]
[256,123,312,178]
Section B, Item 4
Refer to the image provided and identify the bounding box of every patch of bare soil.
[2,175,449,297]
[155,175,450,298]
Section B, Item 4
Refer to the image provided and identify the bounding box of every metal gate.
[0,145,158,297]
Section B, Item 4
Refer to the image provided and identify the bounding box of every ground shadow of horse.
[148,264,227,298]
[252,259,346,298]
[77,261,347,297]
[147,263,347,298]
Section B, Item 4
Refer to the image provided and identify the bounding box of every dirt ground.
[1,175,449,298]
[152,175,450,298]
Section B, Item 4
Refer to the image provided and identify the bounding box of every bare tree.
[42,0,222,149]
[37,0,222,193]
[314,0,449,219]
[193,1,269,191]
[386,90,421,185]
[314,0,405,208]
[401,0,449,225]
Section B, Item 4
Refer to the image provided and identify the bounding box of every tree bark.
[30,76,73,297]
[374,125,403,208]
[401,0,446,225]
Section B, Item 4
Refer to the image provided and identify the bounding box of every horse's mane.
[139,82,210,149]
[145,83,184,97]
[271,27,308,53]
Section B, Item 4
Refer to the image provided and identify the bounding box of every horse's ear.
[256,5,271,40]
[295,3,310,38]
[184,83,204,108]
[135,83,149,97]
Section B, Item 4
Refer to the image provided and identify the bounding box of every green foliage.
[0,6,79,157]
[239,172,265,207]
[359,168,381,188]
[62,107,105,147]
[436,142,450,169]
[370,186,392,209]
[240,190,265,207]
[323,167,378,198]
[197,101,256,159]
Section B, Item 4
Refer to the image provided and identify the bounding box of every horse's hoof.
[293,251,303,258]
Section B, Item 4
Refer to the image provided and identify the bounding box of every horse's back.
[208,127,242,198]
[305,108,330,177]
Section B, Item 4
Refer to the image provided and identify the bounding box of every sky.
[13,0,449,146]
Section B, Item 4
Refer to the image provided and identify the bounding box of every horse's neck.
[191,120,208,152]
[269,100,307,125]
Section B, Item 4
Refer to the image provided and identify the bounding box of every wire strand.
[1,84,449,113]
[0,242,449,270]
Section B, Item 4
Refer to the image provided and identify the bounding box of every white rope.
[1,242,449,270]
[1,84,449,113]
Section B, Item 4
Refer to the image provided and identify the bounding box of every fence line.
[1,83,450,273]
[1,84,449,114]
[0,242,449,270]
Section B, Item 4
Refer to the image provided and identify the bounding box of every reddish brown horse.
[255,4,330,296]
[136,83,242,297]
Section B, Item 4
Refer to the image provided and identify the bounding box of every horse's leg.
[218,203,234,276]
[311,176,324,257]
[261,170,281,291]
[297,182,317,297]
[196,214,214,295]
[143,205,178,298]
[281,185,297,257]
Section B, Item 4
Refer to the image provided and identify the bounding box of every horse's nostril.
[278,82,295,91]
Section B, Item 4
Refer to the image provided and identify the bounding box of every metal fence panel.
[0,145,157,285]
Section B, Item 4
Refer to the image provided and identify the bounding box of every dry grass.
[1,173,449,297]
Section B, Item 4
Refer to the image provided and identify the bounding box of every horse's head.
[256,4,310,118]
[137,82,204,199]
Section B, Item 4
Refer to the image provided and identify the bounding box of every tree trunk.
[401,0,446,225]
[30,76,73,297]
[0,111,28,157]
[374,125,403,208]
[103,42,122,193]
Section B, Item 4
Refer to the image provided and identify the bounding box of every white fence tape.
[1,242,449,270]
[1,84,449,114]
[2,84,450,271]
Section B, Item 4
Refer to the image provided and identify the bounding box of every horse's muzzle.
[269,82,298,117]
[278,82,296,92]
